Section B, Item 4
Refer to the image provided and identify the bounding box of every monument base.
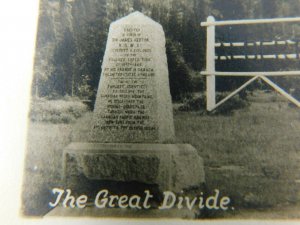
[63,143,205,194]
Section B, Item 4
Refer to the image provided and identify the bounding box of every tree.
[133,0,143,11]
[52,29,75,96]
[166,39,193,101]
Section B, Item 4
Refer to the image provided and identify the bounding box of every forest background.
[33,0,300,103]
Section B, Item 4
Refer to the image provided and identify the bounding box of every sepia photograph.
[18,0,300,221]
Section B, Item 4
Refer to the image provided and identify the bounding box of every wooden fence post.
[206,16,216,111]
[201,16,300,110]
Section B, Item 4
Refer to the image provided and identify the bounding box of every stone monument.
[63,11,204,196]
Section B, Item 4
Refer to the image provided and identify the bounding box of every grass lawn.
[175,91,300,218]
[21,91,300,218]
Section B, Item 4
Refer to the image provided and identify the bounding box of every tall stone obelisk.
[63,11,204,194]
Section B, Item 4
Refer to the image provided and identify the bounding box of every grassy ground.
[175,91,300,218]
[21,91,300,218]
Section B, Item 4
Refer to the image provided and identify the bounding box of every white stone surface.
[90,12,175,143]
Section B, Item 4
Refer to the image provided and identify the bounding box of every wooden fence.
[201,16,300,111]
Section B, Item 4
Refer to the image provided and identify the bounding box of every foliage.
[166,39,194,101]
[29,97,89,124]
[77,74,96,99]
[32,0,300,100]
[178,92,249,115]
[190,71,205,92]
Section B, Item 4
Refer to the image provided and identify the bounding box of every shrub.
[166,39,194,101]
[178,92,250,115]
[29,97,88,123]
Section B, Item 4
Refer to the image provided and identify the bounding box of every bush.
[29,97,88,123]
[166,39,193,101]
[190,72,205,92]
[178,92,250,115]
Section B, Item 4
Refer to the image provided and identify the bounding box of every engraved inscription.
[91,12,175,143]
[93,24,158,138]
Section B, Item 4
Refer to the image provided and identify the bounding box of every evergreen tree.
[32,0,300,100]
[167,39,193,101]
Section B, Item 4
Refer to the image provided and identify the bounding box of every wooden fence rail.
[200,16,300,111]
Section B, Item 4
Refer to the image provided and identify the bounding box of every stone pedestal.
[63,143,204,193]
